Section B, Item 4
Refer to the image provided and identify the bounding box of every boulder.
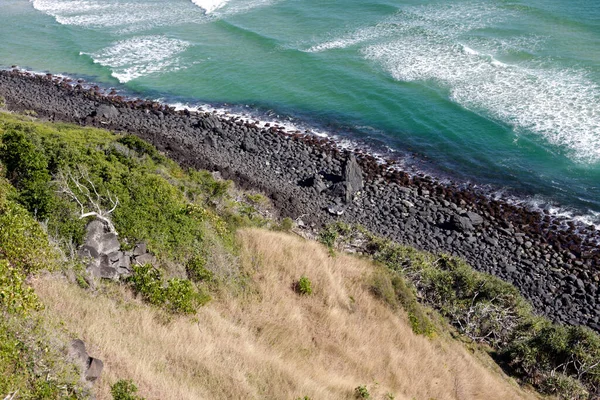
[133,242,147,256]
[134,253,155,266]
[94,104,119,120]
[86,358,104,382]
[464,211,484,226]
[449,214,474,232]
[343,154,363,203]
[68,339,103,383]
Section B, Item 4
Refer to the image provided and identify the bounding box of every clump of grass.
[294,275,313,296]
[111,379,146,400]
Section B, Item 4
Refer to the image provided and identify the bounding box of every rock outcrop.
[69,339,103,382]
[78,219,155,280]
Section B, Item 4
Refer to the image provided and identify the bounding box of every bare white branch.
[55,165,119,235]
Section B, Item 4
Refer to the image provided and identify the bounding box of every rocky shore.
[1,69,599,331]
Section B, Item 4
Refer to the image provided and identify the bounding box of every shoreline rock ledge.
[1,69,599,332]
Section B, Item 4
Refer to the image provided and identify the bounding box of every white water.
[82,36,192,83]
[308,2,600,164]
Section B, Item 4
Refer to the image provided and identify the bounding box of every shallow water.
[1,0,599,223]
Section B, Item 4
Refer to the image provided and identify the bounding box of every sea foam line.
[82,36,192,83]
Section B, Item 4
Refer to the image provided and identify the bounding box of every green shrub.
[111,379,145,400]
[164,278,209,314]
[186,255,213,283]
[0,128,53,218]
[117,135,161,162]
[275,217,293,232]
[354,385,370,399]
[0,259,39,315]
[295,276,313,296]
[128,264,166,306]
[370,269,434,336]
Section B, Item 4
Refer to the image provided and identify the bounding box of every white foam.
[303,1,600,164]
[83,36,191,83]
[189,0,277,17]
[31,0,208,32]
[190,0,229,14]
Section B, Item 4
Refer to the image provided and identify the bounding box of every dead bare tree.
[55,165,119,235]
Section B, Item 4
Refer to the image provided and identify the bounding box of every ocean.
[1,0,599,225]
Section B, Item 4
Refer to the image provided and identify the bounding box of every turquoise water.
[1,0,600,223]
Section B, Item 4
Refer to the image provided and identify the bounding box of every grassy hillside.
[0,110,598,399]
[33,229,535,400]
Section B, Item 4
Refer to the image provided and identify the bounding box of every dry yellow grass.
[33,229,539,400]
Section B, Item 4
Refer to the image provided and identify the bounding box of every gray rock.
[327,204,345,216]
[343,154,363,203]
[133,242,147,256]
[95,104,118,119]
[69,339,89,365]
[241,137,257,152]
[464,211,484,226]
[86,358,104,382]
[134,253,155,266]
[450,215,474,232]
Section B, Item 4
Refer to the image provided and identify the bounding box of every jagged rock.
[134,253,155,266]
[83,220,120,256]
[464,211,484,226]
[450,214,474,232]
[343,154,363,203]
[94,104,118,120]
[69,339,103,383]
[198,114,222,130]
[86,358,104,382]
[133,242,147,256]
[241,136,257,152]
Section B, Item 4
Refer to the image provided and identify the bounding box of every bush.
[370,269,434,336]
[295,276,313,296]
[128,264,209,314]
[354,385,370,399]
[128,264,166,306]
[0,128,53,218]
[186,255,213,283]
[275,217,293,232]
[111,379,145,400]
[0,259,39,315]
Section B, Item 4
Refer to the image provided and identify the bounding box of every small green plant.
[186,255,213,283]
[111,379,145,400]
[295,275,313,296]
[354,385,370,399]
[295,397,312,400]
[128,264,165,306]
[275,217,293,232]
[385,393,395,400]
[0,96,5,108]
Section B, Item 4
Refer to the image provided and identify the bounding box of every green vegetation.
[2,110,599,399]
[111,379,145,400]
[354,385,370,399]
[321,222,600,398]
[0,167,85,398]
[295,275,313,296]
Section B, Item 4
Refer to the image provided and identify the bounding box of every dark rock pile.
[1,69,598,331]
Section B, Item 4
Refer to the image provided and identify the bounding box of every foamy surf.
[305,1,600,164]
[190,0,229,14]
[82,36,192,83]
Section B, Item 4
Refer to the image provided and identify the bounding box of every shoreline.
[1,68,599,331]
